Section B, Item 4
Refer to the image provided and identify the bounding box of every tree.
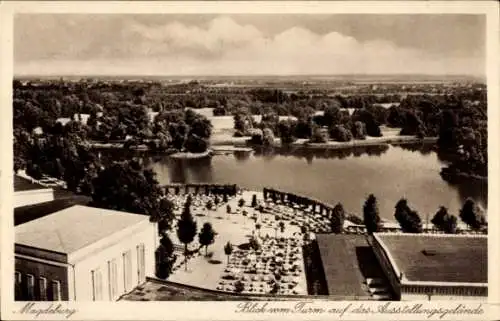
[459,199,486,230]
[177,199,197,271]
[238,198,245,207]
[310,127,329,143]
[301,225,309,243]
[91,161,173,228]
[255,223,262,237]
[330,202,345,234]
[186,194,193,206]
[431,206,449,231]
[277,120,297,144]
[206,199,214,211]
[400,110,427,137]
[234,280,245,293]
[158,198,175,235]
[330,124,353,142]
[394,199,423,233]
[443,214,458,234]
[224,241,233,264]
[198,222,216,256]
[387,106,405,127]
[353,109,382,137]
[322,106,343,127]
[251,194,258,207]
[352,121,367,140]
[214,195,221,206]
[279,221,285,236]
[233,108,254,136]
[184,134,209,153]
[261,128,275,147]
[270,281,280,294]
[363,194,381,234]
[223,193,229,203]
[156,234,177,279]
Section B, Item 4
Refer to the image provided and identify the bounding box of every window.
[15,271,22,284]
[38,277,48,301]
[91,269,103,301]
[137,244,145,284]
[51,280,61,301]
[15,272,22,300]
[123,251,132,291]
[26,274,35,300]
[108,259,118,300]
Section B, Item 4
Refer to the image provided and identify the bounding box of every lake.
[140,143,487,222]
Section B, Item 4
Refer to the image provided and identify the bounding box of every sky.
[14,14,486,76]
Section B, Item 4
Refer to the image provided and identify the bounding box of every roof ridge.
[54,229,67,253]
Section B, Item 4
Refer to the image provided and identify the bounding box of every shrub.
[234,281,245,293]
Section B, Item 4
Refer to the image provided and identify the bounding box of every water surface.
[143,144,487,221]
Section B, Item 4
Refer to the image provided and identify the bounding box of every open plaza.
[165,190,310,296]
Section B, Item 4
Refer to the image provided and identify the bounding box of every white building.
[14,175,54,208]
[15,205,157,301]
[370,233,487,301]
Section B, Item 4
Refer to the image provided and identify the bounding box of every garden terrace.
[160,190,310,294]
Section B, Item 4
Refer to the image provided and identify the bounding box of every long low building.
[14,175,54,208]
[315,234,391,300]
[15,205,157,301]
[370,233,487,300]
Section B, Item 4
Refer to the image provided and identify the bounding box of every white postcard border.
[1,1,498,320]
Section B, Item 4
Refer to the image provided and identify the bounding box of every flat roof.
[316,234,382,298]
[14,175,48,192]
[14,196,91,226]
[375,233,487,284]
[15,205,148,255]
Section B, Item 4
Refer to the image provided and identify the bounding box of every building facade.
[15,205,157,301]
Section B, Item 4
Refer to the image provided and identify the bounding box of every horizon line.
[13,73,485,79]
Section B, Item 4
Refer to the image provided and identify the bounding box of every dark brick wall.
[15,257,69,301]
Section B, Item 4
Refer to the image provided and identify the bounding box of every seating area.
[168,193,235,216]
[216,237,307,295]
[262,201,331,234]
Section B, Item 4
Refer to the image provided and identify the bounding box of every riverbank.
[210,134,437,150]
[293,136,437,149]
[440,167,488,182]
[89,141,214,158]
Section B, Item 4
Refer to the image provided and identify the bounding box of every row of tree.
[327,195,486,235]
[155,193,217,278]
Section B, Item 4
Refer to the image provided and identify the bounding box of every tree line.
[328,194,487,235]
[13,81,213,185]
[231,89,486,178]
